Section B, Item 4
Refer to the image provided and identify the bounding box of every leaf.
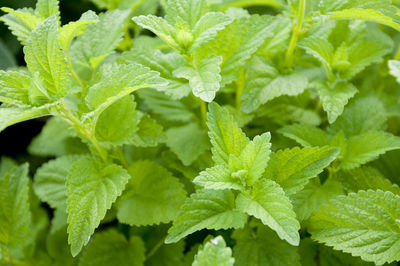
[278,124,331,147]
[388,60,400,84]
[194,165,245,191]
[35,0,60,20]
[341,131,400,170]
[130,113,166,147]
[117,160,186,226]
[165,189,248,244]
[235,179,300,246]
[0,104,53,133]
[24,16,71,99]
[174,55,223,102]
[79,230,145,266]
[0,162,31,252]
[166,123,209,166]
[232,224,301,266]
[34,155,85,210]
[309,190,400,265]
[264,146,339,196]
[0,41,17,70]
[1,7,43,45]
[314,81,358,124]
[70,10,129,81]
[241,57,308,113]
[66,156,130,256]
[193,236,234,266]
[0,70,31,105]
[207,102,249,165]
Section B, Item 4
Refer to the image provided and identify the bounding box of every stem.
[146,236,166,261]
[395,46,400,60]
[66,49,85,90]
[116,146,129,168]
[236,70,245,109]
[285,0,306,66]
[198,98,207,127]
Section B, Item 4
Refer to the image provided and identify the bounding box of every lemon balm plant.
[1,0,400,265]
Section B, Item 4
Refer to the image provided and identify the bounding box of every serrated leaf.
[193,236,234,266]
[314,81,358,123]
[35,0,60,20]
[70,10,129,81]
[207,102,249,165]
[264,146,339,196]
[117,160,186,226]
[130,112,165,147]
[0,162,31,252]
[309,190,400,265]
[166,123,209,166]
[34,155,85,210]
[194,165,245,191]
[79,230,145,266]
[341,131,400,170]
[24,16,71,99]
[174,55,222,102]
[235,179,300,246]
[232,224,301,266]
[0,70,31,105]
[165,189,247,244]
[1,7,43,45]
[66,156,130,256]
[278,124,330,147]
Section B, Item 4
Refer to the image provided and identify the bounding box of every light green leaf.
[174,55,222,102]
[232,224,301,266]
[0,162,31,252]
[314,81,358,123]
[0,70,31,105]
[66,156,130,256]
[278,124,330,147]
[309,190,400,265]
[35,0,60,20]
[341,131,400,170]
[264,146,339,196]
[193,236,234,266]
[235,179,300,246]
[207,102,249,165]
[34,155,85,210]
[166,123,209,166]
[24,16,71,99]
[117,160,186,226]
[165,189,247,244]
[79,230,145,266]
[130,112,166,147]
[1,7,43,45]
[71,10,129,81]
[389,60,400,84]
[193,165,245,191]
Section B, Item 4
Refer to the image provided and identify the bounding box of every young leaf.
[35,0,60,21]
[193,236,234,266]
[309,190,400,265]
[165,189,248,244]
[235,179,300,246]
[0,70,32,105]
[264,146,340,196]
[117,160,187,226]
[0,162,31,252]
[194,164,245,191]
[79,230,145,266]
[66,156,130,256]
[207,102,249,165]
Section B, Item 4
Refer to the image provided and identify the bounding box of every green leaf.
[174,55,223,102]
[193,236,234,266]
[0,104,53,133]
[0,41,17,70]
[235,179,300,246]
[389,59,400,84]
[194,164,245,191]
[264,146,339,196]
[24,16,71,99]
[0,70,31,105]
[35,0,60,21]
[95,96,141,146]
[341,131,400,170]
[207,102,249,165]
[309,190,400,265]
[66,156,130,256]
[0,162,31,252]
[1,7,43,45]
[34,155,85,210]
[130,112,166,147]
[165,189,247,244]
[117,160,186,226]
[166,123,209,166]
[241,57,308,113]
[59,11,98,51]
[79,230,145,266]
[232,224,301,266]
[70,10,129,81]
[314,81,358,124]
[278,124,330,147]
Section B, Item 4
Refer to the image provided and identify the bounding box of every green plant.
[1,0,400,265]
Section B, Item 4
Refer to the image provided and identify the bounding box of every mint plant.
[1,0,400,265]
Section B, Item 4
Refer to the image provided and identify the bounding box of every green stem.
[236,70,246,110]
[199,99,207,127]
[395,46,400,60]
[116,146,129,168]
[146,236,166,261]
[285,0,306,66]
